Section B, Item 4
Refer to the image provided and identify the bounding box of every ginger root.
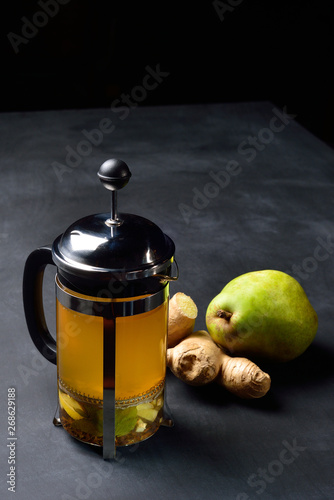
[168,292,198,348]
[167,330,271,399]
[167,329,220,385]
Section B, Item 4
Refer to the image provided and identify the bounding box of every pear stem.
[217,310,232,321]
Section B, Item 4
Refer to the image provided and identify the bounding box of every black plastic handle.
[22,246,57,365]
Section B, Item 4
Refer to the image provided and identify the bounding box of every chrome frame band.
[56,283,168,318]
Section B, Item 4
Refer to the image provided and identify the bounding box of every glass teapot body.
[56,272,169,448]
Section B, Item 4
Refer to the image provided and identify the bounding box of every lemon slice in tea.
[59,392,86,420]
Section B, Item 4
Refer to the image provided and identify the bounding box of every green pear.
[205,270,318,362]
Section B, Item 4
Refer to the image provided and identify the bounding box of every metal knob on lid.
[98,159,132,226]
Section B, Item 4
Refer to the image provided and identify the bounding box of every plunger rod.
[111,190,117,223]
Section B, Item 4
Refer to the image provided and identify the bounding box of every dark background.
[2,0,334,147]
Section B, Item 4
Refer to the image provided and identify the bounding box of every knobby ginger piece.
[167,330,220,385]
[168,292,198,348]
[218,352,271,399]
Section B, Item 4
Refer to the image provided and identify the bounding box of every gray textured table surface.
[1,101,334,500]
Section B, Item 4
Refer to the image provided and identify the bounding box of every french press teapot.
[23,159,178,459]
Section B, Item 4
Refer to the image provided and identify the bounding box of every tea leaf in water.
[115,407,138,437]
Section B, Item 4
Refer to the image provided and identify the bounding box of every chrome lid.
[52,159,175,281]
